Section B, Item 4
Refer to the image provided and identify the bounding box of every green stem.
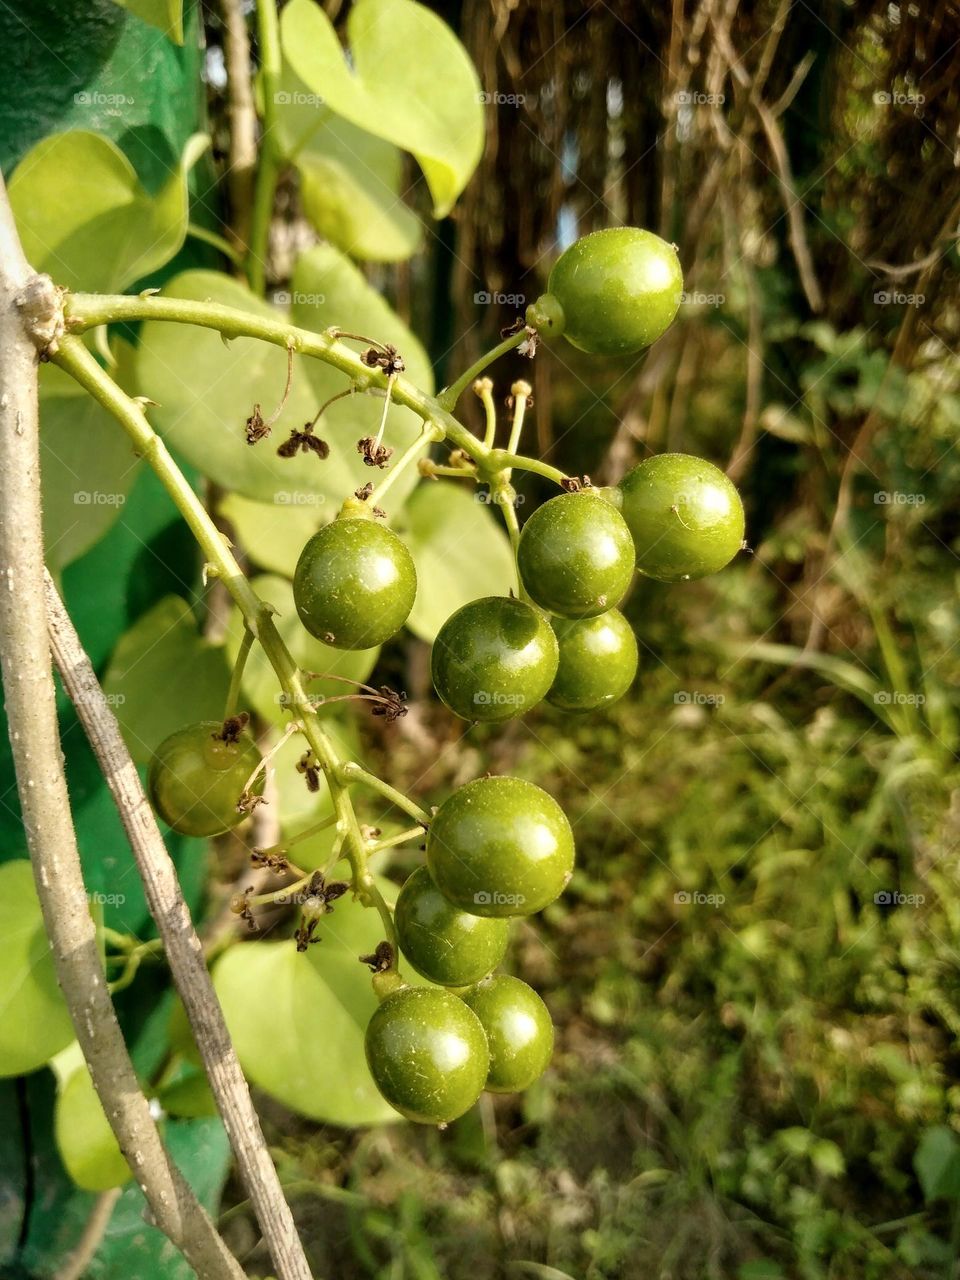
[52,335,401,973]
[436,330,529,411]
[366,825,426,855]
[224,626,254,718]
[336,762,431,826]
[247,0,283,295]
[64,292,489,465]
[363,422,444,512]
[488,450,568,486]
[187,223,245,268]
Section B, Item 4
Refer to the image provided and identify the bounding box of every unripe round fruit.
[618,453,745,582]
[548,609,638,712]
[293,515,417,650]
[517,492,635,618]
[147,721,262,837]
[395,865,509,986]
[364,985,490,1125]
[540,227,683,356]
[461,975,554,1093]
[431,596,558,723]
[427,776,575,918]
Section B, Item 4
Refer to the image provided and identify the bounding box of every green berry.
[618,453,745,582]
[147,721,261,837]
[293,515,417,650]
[427,776,574,917]
[431,596,558,722]
[461,975,554,1093]
[538,227,683,356]
[395,865,509,986]
[548,609,638,712]
[517,491,635,618]
[364,986,490,1125]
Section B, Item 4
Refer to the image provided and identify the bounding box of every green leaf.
[397,482,516,642]
[218,491,329,579]
[102,595,231,764]
[8,130,206,293]
[213,875,408,1125]
[134,259,430,508]
[281,0,483,217]
[110,0,184,43]
[225,573,380,728]
[915,1126,960,1202]
[0,863,74,1078]
[157,1061,218,1119]
[40,363,141,570]
[276,61,421,261]
[53,1045,131,1192]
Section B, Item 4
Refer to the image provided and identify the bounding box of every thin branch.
[219,0,258,252]
[53,1188,122,1280]
[0,172,244,1280]
[44,572,314,1280]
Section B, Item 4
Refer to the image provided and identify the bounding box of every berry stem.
[336,761,432,826]
[361,421,444,512]
[473,377,497,448]
[505,380,532,458]
[436,328,530,412]
[366,825,427,855]
[51,334,404,977]
[487,451,567,486]
[224,625,254,719]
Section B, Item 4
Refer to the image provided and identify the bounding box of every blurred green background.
[3,1,960,1278]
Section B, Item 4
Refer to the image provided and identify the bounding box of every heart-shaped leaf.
[398,482,517,641]
[53,1044,131,1192]
[9,131,206,293]
[281,0,483,218]
[0,862,74,1078]
[213,875,407,1125]
[110,0,184,42]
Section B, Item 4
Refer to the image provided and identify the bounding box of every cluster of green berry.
[144,226,746,1125]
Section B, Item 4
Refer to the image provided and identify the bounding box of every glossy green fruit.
[293,515,417,650]
[617,453,745,582]
[533,227,683,356]
[461,975,554,1093]
[548,609,638,712]
[147,721,262,837]
[364,985,490,1125]
[396,866,510,986]
[431,596,558,723]
[517,492,635,618]
[427,776,575,917]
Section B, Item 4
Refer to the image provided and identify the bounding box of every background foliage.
[1,0,959,1277]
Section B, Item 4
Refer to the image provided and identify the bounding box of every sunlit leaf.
[52,1045,131,1192]
[110,0,184,43]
